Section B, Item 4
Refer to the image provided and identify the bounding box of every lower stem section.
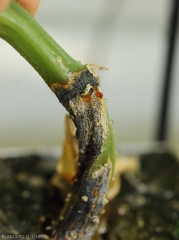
[52,69,115,240]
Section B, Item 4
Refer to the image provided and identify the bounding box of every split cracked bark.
[51,68,115,240]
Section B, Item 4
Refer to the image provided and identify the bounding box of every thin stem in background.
[156,0,179,141]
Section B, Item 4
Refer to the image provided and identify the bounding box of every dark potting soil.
[0,156,63,239]
[0,152,179,240]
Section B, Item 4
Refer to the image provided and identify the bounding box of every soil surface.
[0,152,179,240]
[102,152,179,240]
[0,156,63,239]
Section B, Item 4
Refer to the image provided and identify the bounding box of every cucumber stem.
[0,1,85,86]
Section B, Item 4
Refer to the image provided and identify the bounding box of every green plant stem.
[0,2,116,239]
[0,0,85,86]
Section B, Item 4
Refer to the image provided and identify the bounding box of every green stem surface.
[0,1,85,85]
[0,2,116,239]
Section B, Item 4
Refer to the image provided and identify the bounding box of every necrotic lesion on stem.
[51,68,115,240]
[0,2,116,239]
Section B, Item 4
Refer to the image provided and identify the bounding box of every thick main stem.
[0,2,116,239]
[0,1,85,85]
[52,69,116,240]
